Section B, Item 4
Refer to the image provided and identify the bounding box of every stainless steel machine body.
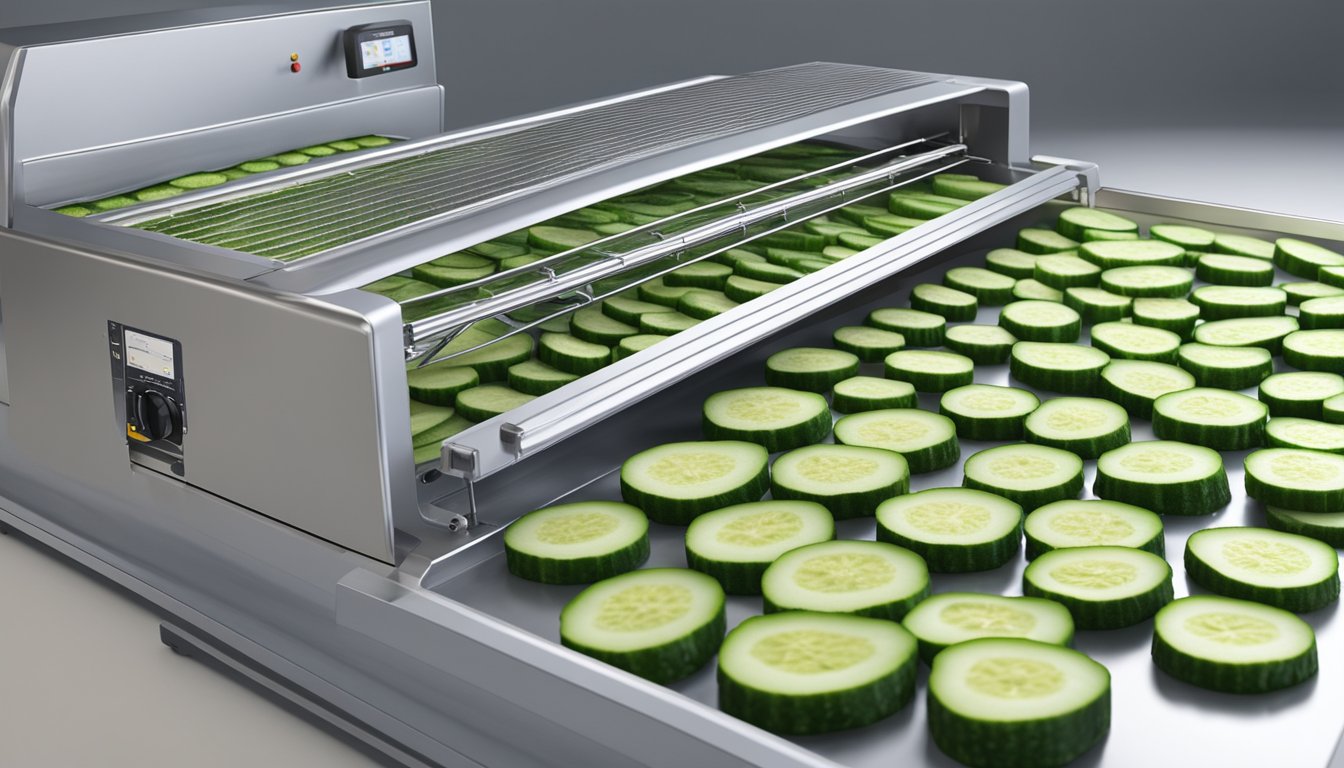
[2,3,1343,767]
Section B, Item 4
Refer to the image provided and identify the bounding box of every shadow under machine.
[2,2,1343,766]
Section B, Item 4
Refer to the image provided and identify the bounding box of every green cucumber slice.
[507,359,578,395]
[677,289,739,320]
[454,384,535,421]
[834,203,888,226]
[758,231,826,252]
[1079,239,1183,269]
[724,275,782,302]
[538,332,610,375]
[1025,499,1164,560]
[1259,372,1344,418]
[612,333,666,361]
[701,387,831,453]
[351,135,394,148]
[764,347,860,392]
[1190,285,1287,320]
[1152,595,1317,693]
[1097,359,1195,419]
[1152,387,1267,450]
[1298,296,1344,330]
[412,412,473,462]
[1063,287,1131,324]
[884,349,975,392]
[684,500,834,594]
[928,639,1110,768]
[1177,342,1273,389]
[734,259,803,283]
[570,307,639,345]
[822,245,859,261]
[1010,342,1110,394]
[1197,253,1275,287]
[1024,396,1130,459]
[1267,507,1344,547]
[1151,224,1215,257]
[1185,526,1339,612]
[411,260,495,288]
[911,283,978,321]
[134,185,185,202]
[939,384,1039,440]
[1017,228,1080,255]
[1090,321,1181,363]
[761,539,929,620]
[804,220,870,245]
[406,365,479,406]
[639,310,700,334]
[944,324,1017,364]
[1131,298,1200,338]
[945,267,1016,305]
[1034,254,1101,290]
[1095,440,1230,515]
[1266,417,1344,453]
[1245,447,1344,513]
[504,501,649,584]
[1316,266,1344,288]
[1274,238,1344,278]
[54,204,94,217]
[868,307,946,346]
[1213,233,1275,260]
[770,443,909,519]
[1282,281,1344,305]
[601,296,675,325]
[717,612,918,734]
[1024,546,1173,629]
[832,376,917,414]
[839,232,884,250]
[833,409,960,473]
[876,487,1024,572]
[864,213,925,237]
[424,334,534,382]
[528,225,599,251]
[1057,207,1138,241]
[998,300,1081,343]
[889,192,964,219]
[933,175,1005,200]
[560,568,725,683]
[1011,278,1064,302]
[1283,329,1344,373]
[620,440,769,524]
[637,278,698,307]
[962,443,1084,511]
[715,248,767,267]
[832,326,905,362]
[902,593,1073,663]
[1193,315,1300,354]
[409,400,454,436]
[984,248,1040,279]
[1099,265,1193,298]
[665,262,733,290]
[1327,393,1344,424]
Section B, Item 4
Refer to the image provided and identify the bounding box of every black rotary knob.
[136,390,180,441]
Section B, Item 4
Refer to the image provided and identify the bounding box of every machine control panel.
[109,321,186,476]
[343,21,418,78]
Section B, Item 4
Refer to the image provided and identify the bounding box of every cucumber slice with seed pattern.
[684,501,834,594]
[1090,321,1181,363]
[1245,447,1344,513]
[985,249,1039,279]
[945,267,1016,305]
[1017,228,1079,255]
[1177,342,1273,389]
[528,225,598,251]
[902,593,1074,663]
[1035,254,1100,290]
[1213,233,1275,260]
[1095,440,1230,515]
[717,612,918,734]
[940,384,1039,440]
[1100,265,1193,298]
[962,443,1084,511]
[1151,224,1215,257]
[1024,397,1130,459]
[637,278,698,307]
[1299,296,1344,330]
[1275,238,1344,278]
[1152,388,1267,450]
[1266,417,1344,453]
[1185,527,1339,612]
[665,262,733,290]
[944,324,1017,364]
[1197,253,1275,286]
[911,283,978,321]
[770,444,910,519]
[1259,372,1344,418]
[1025,499,1164,559]
[1282,281,1344,305]
[833,409,960,473]
[884,349,975,392]
[702,387,831,452]
[1193,315,1299,354]
[539,332,610,375]
[1283,329,1344,373]
[454,385,535,421]
[504,502,649,584]
[832,326,905,362]
[560,568,725,683]
[407,365,479,406]
[601,296,675,325]
[761,539,929,620]
[639,311,699,335]
[1191,285,1287,320]
[612,333,666,361]
[507,359,578,395]
[1079,239,1183,269]
[999,300,1081,343]
[570,307,639,345]
[1267,507,1344,547]
[1024,546,1173,629]
[933,175,1005,200]
[724,275,782,302]
[1058,207,1137,241]
[677,289,739,319]
[832,376,916,413]
[1132,298,1200,338]
[1011,278,1064,302]
[620,441,769,524]
[1152,595,1317,693]
[1010,342,1109,394]
[876,488,1024,572]
[1063,287,1131,324]
[867,307,946,346]
[765,347,860,392]
[1098,360,1195,418]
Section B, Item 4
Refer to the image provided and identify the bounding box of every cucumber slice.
[805,220,869,245]
[758,231,826,252]
[1152,387,1267,450]
[528,225,599,251]
[890,193,964,220]
[620,441,769,524]
[734,260,802,283]
[998,300,1081,343]
[637,278,698,307]
[1152,595,1317,693]
[454,384,535,421]
[639,310,700,335]
[1327,393,1344,424]
[884,349,975,393]
[504,501,649,584]
[985,248,1040,279]
[1034,254,1100,290]
[1025,499,1164,559]
[1275,238,1344,278]
[1017,228,1080,255]
[1213,233,1275,260]
[406,365,480,406]
[864,214,924,237]
[168,172,229,190]
[1185,526,1340,612]
[1197,254,1275,287]
[507,359,578,395]
[538,332,610,375]
[933,175,1005,200]
[1177,342,1273,389]
[1298,296,1344,330]
[601,296,675,325]
[411,260,495,288]
[90,196,139,211]
[1245,447,1344,513]
[1267,507,1344,547]
[1193,315,1300,354]
[1098,359,1195,419]
[911,283,978,321]
[1095,440,1230,515]
[1024,546,1173,629]
[1090,321,1181,363]
[940,384,1039,441]
[868,307,946,347]
[684,500,834,594]
[876,487,1024,572]
[1190,285,1287,320]
[764,347,860,392]
[717,612,918,734]
[832,326,905,362]
[665,262,733,290]
[822,245,859,261]
[570,307,639,345]
[838,232,884,250]
[1266,417,1344,453]
[1282,280,1344,305]
[409,400,454,436]
[770,443,909,519]
[1024,396,1130,459]
[412,413,473,463]
[701,387,831,453]
[764,248,825,270]
[54,204,94,217]
[902,593,1073,663]
[560,568,725,683]
[1316,266,1344,288]
[134,185,185,202]
[1063,287,1131,324]
[554,207,621,228]
[612,333,666,362]
[425,334,534,382]
[677,289,739,320]
[1259,372,1344,418]
[962,443,1083,511]
[1011,278,1064,303]
[1010,342,1110,394]
[761,540,929,620]
[715,248,767,267]
[723,275,782,302]
[1151,223,1215,258]
[834,203,888,226]
[944,324,1017,364]
[1131,298,1200,338]
[1099,265,1193,299]
[928,639,1110,768]
[1057,207,1138,241]
[1283,329,1344,373]
[832,376,916,414]
[351,135,394,148]
[833,409,960,473]
[1079,239,1183,269]
[945,267,1016,305]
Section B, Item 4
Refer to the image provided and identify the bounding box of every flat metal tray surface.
[437,208,1344,767]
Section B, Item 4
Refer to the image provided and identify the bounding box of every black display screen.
[344,21,418,78]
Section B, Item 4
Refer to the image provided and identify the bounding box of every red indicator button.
[290,61,301,73]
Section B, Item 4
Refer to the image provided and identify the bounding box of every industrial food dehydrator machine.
[3,2,1344,766]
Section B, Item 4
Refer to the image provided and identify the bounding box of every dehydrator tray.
[434,200,1344,768]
